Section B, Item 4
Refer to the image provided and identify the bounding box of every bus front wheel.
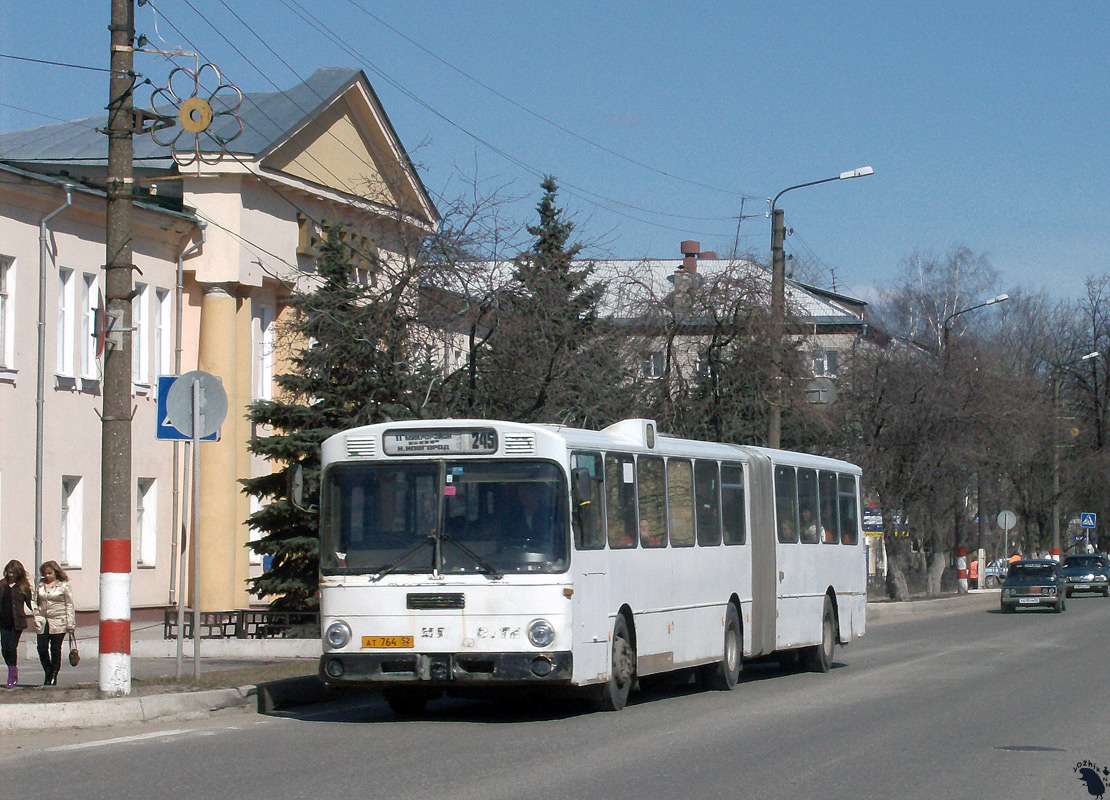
[593,615,636,712]
[700,604,741,691]
[801,596,835,673]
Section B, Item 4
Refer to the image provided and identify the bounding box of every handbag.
[68,631,80,667]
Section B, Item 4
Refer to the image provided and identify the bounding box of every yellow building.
[0,68,438,615]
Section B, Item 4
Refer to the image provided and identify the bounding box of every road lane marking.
[45,729,189,752]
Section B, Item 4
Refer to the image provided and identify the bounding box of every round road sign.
[997,509,1017,530]
[165,370,228,439]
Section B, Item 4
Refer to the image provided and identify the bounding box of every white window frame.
[0,256,13,370]
[60,475,83,568]
[136,477,157,566]
[641,352,665,379]
[132,282,149,385]
[81,273,100,379]
[248,494,263,565]
[154,287,171,378]
[57,267,75,376]
[254,305,274,400]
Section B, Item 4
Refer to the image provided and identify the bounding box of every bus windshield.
[322,460,568,576]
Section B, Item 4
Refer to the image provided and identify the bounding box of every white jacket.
[34,581,75,634]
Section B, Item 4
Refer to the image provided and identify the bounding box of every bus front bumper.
[319,651,573,687]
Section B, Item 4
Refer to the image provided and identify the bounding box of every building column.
[196,282,249,611]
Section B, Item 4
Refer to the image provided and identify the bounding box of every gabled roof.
[0,67,438,223]
[590,257,866,327]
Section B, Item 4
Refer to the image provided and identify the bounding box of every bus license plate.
[1018,598,1040,604]
[362,636,414,648]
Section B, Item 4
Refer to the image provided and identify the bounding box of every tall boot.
[6,666,16,689]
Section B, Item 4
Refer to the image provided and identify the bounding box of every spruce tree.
[243,225,420,616]
[473,176,620,424]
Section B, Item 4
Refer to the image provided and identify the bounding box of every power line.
[343,0,758,201]
[0,53,116,73]
[276,0,735,234]
[0,101,100,127]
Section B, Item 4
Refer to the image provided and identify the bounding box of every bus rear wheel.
[593,615,635,712]
[801,596,835,673]
[700,604,741,691]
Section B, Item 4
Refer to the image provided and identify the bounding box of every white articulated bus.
[317,418,866,713]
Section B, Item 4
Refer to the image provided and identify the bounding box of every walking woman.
[1,561,34,688]
[34,561,74,686]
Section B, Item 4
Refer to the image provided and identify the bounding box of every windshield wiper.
[439,533,503,580]
[368,535,435,582]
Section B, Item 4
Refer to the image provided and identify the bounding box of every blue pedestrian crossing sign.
[156,376,219,441]
[1081,512,1097,529]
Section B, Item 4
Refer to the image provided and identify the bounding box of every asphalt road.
[2,592,1109,800]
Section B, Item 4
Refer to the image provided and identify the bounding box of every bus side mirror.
[287,463,305,510]
[571,467,593,505]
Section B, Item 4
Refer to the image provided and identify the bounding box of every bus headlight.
[527,619,555,648]
[325,621,352,649]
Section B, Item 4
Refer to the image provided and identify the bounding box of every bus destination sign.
[383,428,498,456]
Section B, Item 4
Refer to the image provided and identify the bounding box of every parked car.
[982,558,1009,589]
[1061,553,1110,597]
[1000,560,1066,613]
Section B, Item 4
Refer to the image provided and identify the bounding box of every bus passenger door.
[746,454,776,656]
[572,555,610,683]
[570,452,611,684]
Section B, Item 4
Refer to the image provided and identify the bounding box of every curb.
[867,590,997,622]
[0,675,332,732]
[0,686,256,732]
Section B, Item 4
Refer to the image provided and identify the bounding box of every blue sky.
[1,1,1107,302]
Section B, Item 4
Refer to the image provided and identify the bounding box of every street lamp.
[937,293,1010,581]
[941,293,1010,356]
[1051,350,1100,559]
[767,166,874,448]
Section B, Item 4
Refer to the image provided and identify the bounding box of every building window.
[81,274,100,379]
[57,268,75,375]
[132,282,149,384]
[136,478,156,566]
[813,349,839,377]
[254,305,274,400]
[0,256,13,369]
[60,476,82,568]
[640,352,665,379]
[155,288,171,378]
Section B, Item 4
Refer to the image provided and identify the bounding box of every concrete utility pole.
[766,167,873,449]
[101,0,135,696]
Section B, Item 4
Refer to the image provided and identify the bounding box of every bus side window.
[798,468,819,544]
[721,463,746,545]
[572,451,605,550]
[606,454,637,549]
[819,471,839,543]
[694,460,722,546]
[638,455,666,548]
[839,474,860,545]
[775,465,799,543]
[667,459,695,547]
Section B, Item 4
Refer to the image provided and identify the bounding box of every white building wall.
[0,176,195,613]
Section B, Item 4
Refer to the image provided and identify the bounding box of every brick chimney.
[679,240,700,274]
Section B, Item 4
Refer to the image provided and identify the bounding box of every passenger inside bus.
[499,483,554,550]
[821,503,838,543]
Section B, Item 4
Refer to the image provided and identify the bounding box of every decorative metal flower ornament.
[150,63,242,168]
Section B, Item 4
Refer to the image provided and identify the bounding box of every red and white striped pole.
[956,546,968,594]
[99,539,131,694]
